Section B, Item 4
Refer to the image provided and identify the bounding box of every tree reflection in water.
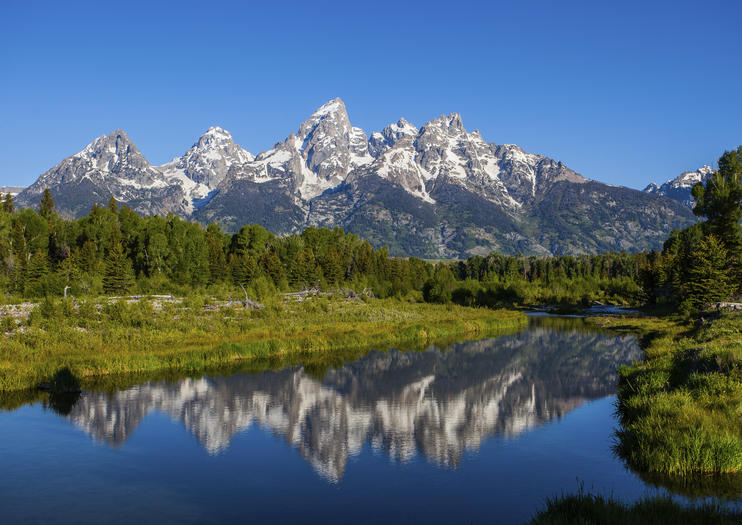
[62,317,641,481]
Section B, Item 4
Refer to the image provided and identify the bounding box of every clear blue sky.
[1,0,740,189]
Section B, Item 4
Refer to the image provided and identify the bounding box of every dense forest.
[1,146,740,312]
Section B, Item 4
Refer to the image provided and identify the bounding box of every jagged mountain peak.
[69,129,150,174]
[424,113,465,133]
[644,164,715,208]
[297,97,351,142]
[17,129,191,219]
[76,129,136,156]
[184,125,252,160]
[310,97,346,118]
[384,118,418,141]
[368,118,419,157]
[644,182,660,192]
[19,99,698,257]
[158,126,253,200]
[198,126,235,144]
[232,98,369,201]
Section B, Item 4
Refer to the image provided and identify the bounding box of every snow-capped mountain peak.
[644,165,715,208]
[17,99,698,258]
[18,130,194,218]
[227,97,372,201]
[72,130,150,174]
[159,126,254,191]
[669,165,714,188]
[368,118,419,156]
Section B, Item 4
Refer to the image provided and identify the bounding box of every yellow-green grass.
[0,296,526,392]
[591,312,742,481]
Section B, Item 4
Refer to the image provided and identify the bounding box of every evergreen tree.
[47,227,70,267]
[206,224,228,284]
[78,240,99,274]
[39,188,55,218]
[692,146,742,290]
[107,197,119,214]
[9,220,27,293]
[289,247,319,288]
[24,251,49,296]
[10,220,26,262]
[57,255,81,292]
[259,251,284,285]
[230,253,258,286]
[681,235,732,312]
[355,241,373,275]
[322,245,343,285]
[103,242,134,294]
[2,193,14,214]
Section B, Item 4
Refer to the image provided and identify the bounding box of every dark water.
[0,317,698,524]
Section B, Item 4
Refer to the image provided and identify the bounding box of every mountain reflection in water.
[66,318,641,481]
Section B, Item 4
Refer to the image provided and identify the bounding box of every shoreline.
[0,297,527,393]
[591,312,742,489]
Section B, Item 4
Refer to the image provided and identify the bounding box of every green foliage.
[423,265,456,303]
[0,297,526,392]
[530,490,742,524]
[38,188,55,218]
[2,193,14,214]
[39,296,62,320]
[289,247,320,288]
[598,312,742,481]
[103,242,134,294]
[692,146,742,264]
[206,223,228,284]
[654,147,742,311]
[230,253,258,286]
[680,235,732,312]
[4,145,739,313]
[0,315,16,332]
[24,251,49,296]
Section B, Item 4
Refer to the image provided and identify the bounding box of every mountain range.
[15,98,701,257]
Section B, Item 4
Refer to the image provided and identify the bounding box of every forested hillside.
[1,145,739,312]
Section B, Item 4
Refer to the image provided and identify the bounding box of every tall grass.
[0,295,526,392]
[529,491,741,524]
[593,312,742,484]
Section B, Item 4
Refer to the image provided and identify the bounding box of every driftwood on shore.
[281,287,375,302]
[0,293,267,322]
[1,287,379,324]
[715,302,742,312]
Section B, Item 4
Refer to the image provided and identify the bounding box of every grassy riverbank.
[592,312,742,479]
[0,295,526,392]
[529,491,742,524]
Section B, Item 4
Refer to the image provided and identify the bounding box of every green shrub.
[0,315,15,332]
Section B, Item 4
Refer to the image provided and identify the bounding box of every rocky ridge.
[16,98,696,256]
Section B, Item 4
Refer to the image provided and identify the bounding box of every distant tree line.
[421,146,742,311]
[1,145,739,311]
[0,192,431,300]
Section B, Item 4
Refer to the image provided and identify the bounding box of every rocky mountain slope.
[0,186,24,196]
[16,127,253,219]
[16,98,696,257]
[643,165,714,209]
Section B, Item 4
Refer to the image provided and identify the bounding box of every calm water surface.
[0,317,714,524]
